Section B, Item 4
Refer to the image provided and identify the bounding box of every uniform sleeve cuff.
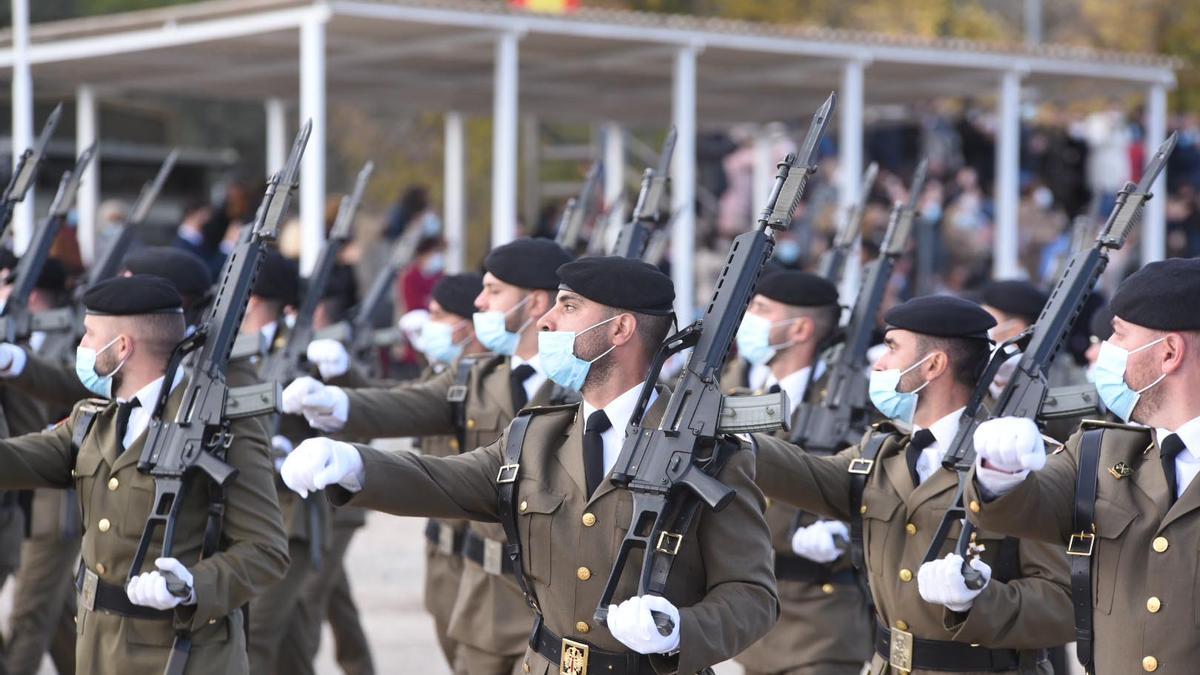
[0,345,28,378]
[975,465,1028,500]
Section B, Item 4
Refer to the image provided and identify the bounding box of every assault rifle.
[923,132,1178,588]
[0,143,98,343]
[129,122,311,589]
[0,104,62,240]
[594,94,836,633]
[260,160,373,385]
[611,128,677,259]
[88,149,180,288]
[555,160,604,255]
[817,162,877,282]
[789,159,926,451]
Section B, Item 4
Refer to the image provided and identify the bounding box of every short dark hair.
[916,334,991,389]
[119,313,186,364]
[790,304,840,347]
[602,306,674,362]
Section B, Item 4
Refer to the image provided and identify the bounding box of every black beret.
[36,258,67,293]
[252,251,300,306]
[1089,304,1114,341]
[979,280,1048,324]
[483,239,573,290]
[884,295,996,340]
[123,247,212,298]
[0,249,16,272]
[432,273,483,319]
[319,265,357,302]
[756,270,838,307]
[1111,257,1200,331]
[84,275,182,316]
[556,256,674,316]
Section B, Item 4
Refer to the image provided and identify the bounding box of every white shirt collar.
[511,353,542,376]
[582,384,658,476]
[119,368,186,450]
[766,361,827,417]
[1155,416,1200,462]
[260,321,278,347]
[118,368,185,408]
[510,353,549,403]
[912,407,965,485]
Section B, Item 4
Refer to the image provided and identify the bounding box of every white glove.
[917,553,992,613]
[280,437,364,498]
[973,417,1045,496]
[605,595,681,655]
[306,339,350,380]
[0,342,26,377]
[988,353,1020,400]
[300,386,350,433]
[126,557,195,610]
[271,435,294,472]
[282,376,323,415]
[398,309,430,346]
[790,520,849,563]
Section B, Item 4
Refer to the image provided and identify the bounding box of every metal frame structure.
[0,0,1178,319]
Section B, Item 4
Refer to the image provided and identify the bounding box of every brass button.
[895,620,909,631]
[208,618,217,625]
[1143,655,1158,672]
[95,563,106,575]
[968,500,981,514]
[70,469,78,479]
[1152,537,1169,553]
[576,567,592,581]
[859,505,868,514]
[523,663,530,673]
[519,500,528,513]
[899,568,913,582]
[581,513,597,527]
[821,583,835,594]
[107,477,119,491]
[1147,596,1162,613]
[905,523,917,535]
[449,439,460,451]
[466,418,476,430]
[97,518,111,533]
[575,621,590,634]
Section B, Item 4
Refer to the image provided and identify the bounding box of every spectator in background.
[385,185,441,241]
[172,200,218,270]
[1083,103,1133,216]
[393,236,446,369]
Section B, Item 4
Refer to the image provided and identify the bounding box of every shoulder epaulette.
[518,401,580,416]
[77,397,109,414]
[476,353,506,375]
[1080,418,1144,432]
[868,419,901,434]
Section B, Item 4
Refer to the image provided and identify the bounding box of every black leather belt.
[462,529,516,575]
[530,614,656,675]
[75,562,173,621]
[875,620,1038,672]
[773,553,858,584]
[424,520,465,556]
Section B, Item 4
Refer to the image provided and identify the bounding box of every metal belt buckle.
[446,385,469,402]
[496,463,520,484]
[888,625,914,673]
[80,568,98,612]
[848,458,875,475]
[437,525,455,555]
[483,538,504,575]
[1067,531,1095,557]
[559,637,590,675]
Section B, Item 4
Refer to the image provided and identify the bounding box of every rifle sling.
[849,432,889,572]
[1071,429,1104,674]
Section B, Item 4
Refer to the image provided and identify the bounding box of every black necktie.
[767,384,782,394]
[115,399,142,450]
[1160,433,1187,505]
[583,410,612,497]
[510,364,535,411]
[905,429,937,487]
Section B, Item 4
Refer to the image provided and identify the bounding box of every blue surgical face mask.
[75,336,126,399]
[422,252,445,276]
[868,353,935,424]
[538,315,618,392]
[774,239,801,265]
[735,313,797,366]
[416,319,466,364]
[473,295,532,356]
[1092,337,1166,423]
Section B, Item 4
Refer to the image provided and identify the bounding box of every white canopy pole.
[993,69,1023,280]
[1142,82,1168,265]
[444,110,466,273]
[265,97,287,176]
[838,59,866,308]
[670,44,699,325]
[491,31,520,247]
[603,121,624,209]
[11,0,34,254]
[299,11,327,276]
[76,84,99,266]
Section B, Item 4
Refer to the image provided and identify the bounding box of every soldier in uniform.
[754,295,1074,674]
[731,271,873,675]
[968,257,1200,675]
[0,250,215,675]
[282,255,780,675]
[284,238,576,675]
[0,275,288,675]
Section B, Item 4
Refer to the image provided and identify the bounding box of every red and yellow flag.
[509,0,580,13]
